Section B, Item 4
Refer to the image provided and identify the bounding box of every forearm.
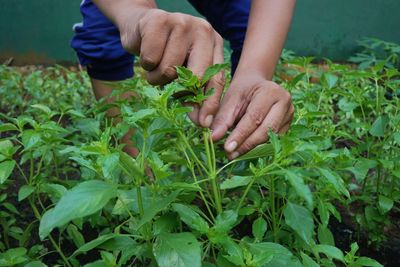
[92,0,157,26]
[235,0,296,80]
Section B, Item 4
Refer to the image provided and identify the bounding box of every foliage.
[1,41,399,266]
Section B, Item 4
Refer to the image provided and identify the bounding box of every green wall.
[0,0,399,65]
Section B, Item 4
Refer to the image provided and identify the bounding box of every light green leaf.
[318,168,350,198]
[252,217,267,241]
[18,185,35,201]
[247,242,300,267]
[0,123,18,133]
[369,115,389,137]
[73,233,118,256]
[172,203,209,234]
[31,104,52,115]
[284,170,313,206]
[317,224,335,246]
[355,257,383,267]
[67,224,85,248]
[201,63,228,85]
[232,144,274,163]
[220,176,252,190]
[39,180,117,239]
[284,202,314,245]
[153,232,201,267]
[0,160,16,184]
[313,244,344,262]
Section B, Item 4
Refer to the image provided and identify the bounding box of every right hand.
[117,9,226,127]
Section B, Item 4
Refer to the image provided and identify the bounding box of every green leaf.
[220,176,252,190]
[284,169,313,207]
[300,252,319,267]
[318,168,350,198]
[136,190,179,229]
[39,180,118,239]
[172,203,209,234]
[232,143,274,163]
[214,210,238,233]
[0,123,18,133]
[25,261,48,267]
[322,73,338,89]
[31,104,52,115]
[201,63,228,85]
[218,237,244,266]
[0,247,28,266]
[153,232,201,267]
[0,160,16,184]
[317,224,335,246]
[313,245,344,262]
[73,233,118,256]
[369,115,389,137]
[378,195,393,214]
[67,224,85,248]
[284,202,314,245]
[246,242,300,267]
[18,185,35,201]
[355,257,383,267]
[176,66,200,88]
[252,217,267,241]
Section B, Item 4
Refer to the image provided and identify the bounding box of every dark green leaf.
[0,160,16,184]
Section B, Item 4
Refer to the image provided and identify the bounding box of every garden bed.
[0,39,399,266]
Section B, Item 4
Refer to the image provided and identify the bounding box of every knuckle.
[240,142,256,153]
[213,73,226,89]
[248,110,264,126]
[266,121,280,133]
[197,18,213,35]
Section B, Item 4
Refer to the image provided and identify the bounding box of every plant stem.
[29,198,71,267]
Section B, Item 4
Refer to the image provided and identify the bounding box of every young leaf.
[153,232,201,267]
[318,168,350,198]
[220,176,252,190]
[378,195,393,214]
[284,169,313,207]
[201,63,228,85]
[369,115,389,137]
[252,217,267,241]
[231,143,274,163]
[312,245,344,262]
[172,203,209,234]
[18,185,35,201]
[0,160,16,184]
[284,202,314,245]
[39,180,118,240]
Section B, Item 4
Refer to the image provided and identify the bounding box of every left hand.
[211,73,294,159]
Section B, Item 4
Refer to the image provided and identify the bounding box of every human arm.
[92,0,226,128]
[211,0,296,159]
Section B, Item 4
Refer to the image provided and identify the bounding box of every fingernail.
[204,115,213,128]
[231,151,240,159]
[226,141,238,152]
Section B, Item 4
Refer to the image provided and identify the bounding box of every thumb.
[210,90,242,141]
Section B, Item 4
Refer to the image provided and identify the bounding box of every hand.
[211,73,294,159]
[117,9,225,127]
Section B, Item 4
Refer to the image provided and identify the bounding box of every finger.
[184,102,200,126]
[210,88,244,141]
[198,34,225,128]
[228,100,291,158]
[139,20,171,71]
[146,27,190,85]
[223,89,277,153]
[278,122,291,135]
[186,20,215,79]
